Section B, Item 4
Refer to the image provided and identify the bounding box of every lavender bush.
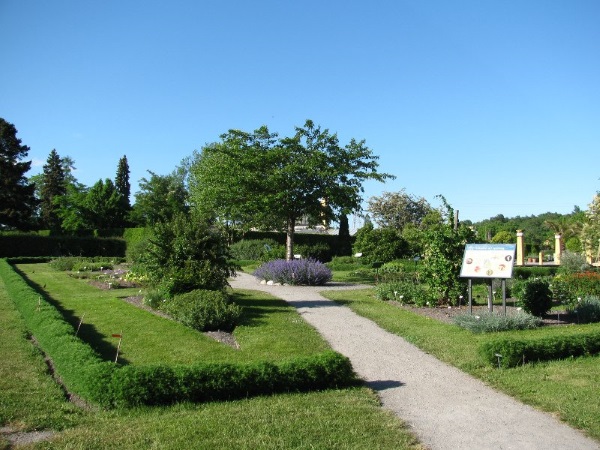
[253,258,332,286]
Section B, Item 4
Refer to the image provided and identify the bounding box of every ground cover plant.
[0,263,423,449]
[453,311,542,333]
[323,288,600,441]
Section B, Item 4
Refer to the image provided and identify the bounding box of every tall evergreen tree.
[40,149,66,230]
[115,155,131,226]
[0,118,37,229]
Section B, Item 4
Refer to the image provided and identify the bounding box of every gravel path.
[230,272,600,450]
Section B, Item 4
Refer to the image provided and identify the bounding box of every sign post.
[460,244,516,315]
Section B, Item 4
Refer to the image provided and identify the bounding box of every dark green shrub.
[161,289,242,332]
[567,296,600,324]
[229,239,280,261]
[295,242,333,262]
[453,312,541,333]
[480,331,600,368]
[352,223,408,263]
[132,214,236,296]
[513,266,558,279]
[513,278,553,316]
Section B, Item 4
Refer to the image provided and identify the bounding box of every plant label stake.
[112,332,123,363]
[75,313,85,336]
[37,296,41,312]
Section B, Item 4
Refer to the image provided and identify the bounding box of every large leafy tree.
[130,170,189,226]
[0,118,37,229]
[190,120,393,260]
[115,155,131,225]
[39,149,67,230]
[367,189,432,230]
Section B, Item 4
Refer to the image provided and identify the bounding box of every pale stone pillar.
[539,251,544,266]
[516,230,524,266]
[554,234,562,265]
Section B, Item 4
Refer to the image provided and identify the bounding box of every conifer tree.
[115,155,131,226]
[40,149,66,230]
[0,118,36,229]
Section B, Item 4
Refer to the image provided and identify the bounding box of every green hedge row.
[0,235,126,258]
[97,351,355,408]
[479,330,600,368]
[0,260,357,408]
[513,266,559,279]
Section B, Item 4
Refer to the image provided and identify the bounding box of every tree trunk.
[286,216,295,261]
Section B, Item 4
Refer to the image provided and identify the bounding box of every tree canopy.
[367,189,432,230]
[39,149,67,230]
[0,118,37,229]
[190,120,394,259]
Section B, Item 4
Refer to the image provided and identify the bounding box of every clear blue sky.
[2,0,599,223]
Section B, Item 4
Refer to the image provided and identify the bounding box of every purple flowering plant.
[253,258,332,286]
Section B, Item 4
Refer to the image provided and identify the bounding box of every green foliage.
[352,223,408,263]
[104,351,356,408]
[374,278,428,306]
[130,170,189,226]
[367,189,432,230]
[115,155,131,221]
[552,271,600,306]
[0,234,126,258]
[39,149,67,230]
[513,266,558,279]
[480,331,600,368]
[567,296,600,324]
[161,290,243,332]
[190,120,393,260]
[453,312,541,333]
[557,251,590,275]
[49,256,116,272]
[418,199,475,305]
[0,259,114,403]
[0,118,37,230]
[132,214,236,296]
[513,278,553,316]
[295,241,333,262]
[229,238,280,261]
[1,260,357,409]
[491,230,514,244]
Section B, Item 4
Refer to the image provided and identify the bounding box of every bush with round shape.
[514,278,553,317]
[161,289,242,332]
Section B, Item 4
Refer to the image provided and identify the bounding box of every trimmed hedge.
[99,351,355,408]
[479,331,600,368]
[0,259,356,408]
[0,234,125,258]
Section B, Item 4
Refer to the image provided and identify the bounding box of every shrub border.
[479,331,600,368]
[0,259,357,408]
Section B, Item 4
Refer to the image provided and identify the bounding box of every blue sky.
[2,0,599,223]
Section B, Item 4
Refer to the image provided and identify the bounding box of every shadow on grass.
[232,290,298,328]
[11,266,131,365]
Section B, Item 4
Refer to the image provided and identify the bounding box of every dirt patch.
[1,427,56,447]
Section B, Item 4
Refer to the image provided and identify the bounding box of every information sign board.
[460,244,516,279]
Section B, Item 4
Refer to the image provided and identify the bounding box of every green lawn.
[323,288,600,441]
[1,263,423,449]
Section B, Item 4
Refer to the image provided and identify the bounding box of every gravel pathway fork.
[230,273,599,450]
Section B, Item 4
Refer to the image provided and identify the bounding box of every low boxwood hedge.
[0,259,356,408]
[480,331,600,368]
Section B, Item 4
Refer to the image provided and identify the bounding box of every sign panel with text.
[460,244,516,279]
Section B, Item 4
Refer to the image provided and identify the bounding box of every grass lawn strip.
[1,264,423,449]
[15,264,330,365]
[323,288,600,442]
